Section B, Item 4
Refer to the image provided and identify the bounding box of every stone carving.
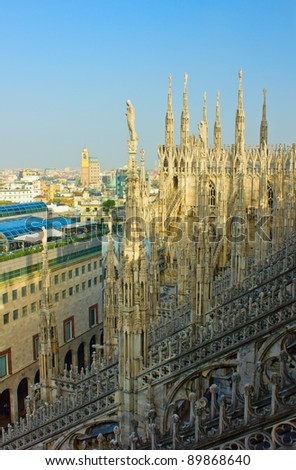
[126,100,138,142]
[184,72,188,89]
[198,121,207,147]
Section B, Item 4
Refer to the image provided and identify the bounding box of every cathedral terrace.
[1,70,296,451]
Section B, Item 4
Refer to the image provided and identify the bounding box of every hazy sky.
[0,0,295,170]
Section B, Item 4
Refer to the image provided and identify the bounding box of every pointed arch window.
[267,182,274,209]
[180,158,185,172]
[163,156,168,172]
[285,158,291,173]
[208,181,216,206]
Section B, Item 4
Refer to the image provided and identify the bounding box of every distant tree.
[0,201,13,205]
[102,199,115,214]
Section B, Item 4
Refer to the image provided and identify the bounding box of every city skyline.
[0,0,295,170]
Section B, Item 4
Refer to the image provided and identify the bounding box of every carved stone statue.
[126,100,138,141]
[198,121,207,146]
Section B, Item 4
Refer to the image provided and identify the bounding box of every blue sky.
[0,0,295,170]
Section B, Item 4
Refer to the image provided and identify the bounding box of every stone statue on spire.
[238,69,243,87]
[184,72,188,90]
[126,100,138,142]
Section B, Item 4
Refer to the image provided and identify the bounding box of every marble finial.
[184,73,188,90]
[238,69,243,88]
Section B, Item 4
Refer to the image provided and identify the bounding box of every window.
[22,306,27,317]
[13,309,18,320]
[69,287,73,296]
[82,282,86,291]
[61,272,66,282]
[68,270,73,279]
[3,313,9,324]
[64,317,74,342]
[267,182,274,209]
[2,293,8,304]
[208,181,216,206]
[0,349,11,378]
[30,283,35,294]
[89,304,98,327]
[81,265,85,274]
[88,279,92,288]
[88,263,91,272]
[21,286,27,297]
[33,334,39,360]
[93,261,97,270]
[12,289,17,300]
[54,275,59,285]
[0,356,6,377]
[75,267,79,277]
[62,290,66,299]
[94,277,97,285]
[39,280,42,291]
[54,293,59,303]
[31,302,37,313]
[75,284,79,293]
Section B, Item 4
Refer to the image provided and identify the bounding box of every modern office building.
[80,147,101,189]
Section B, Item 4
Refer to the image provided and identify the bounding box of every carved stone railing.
[140,371,296,450]
[148,301,192,346]
[0,363,119,450]
[213,232,296,307]
[138,258,296,387]
[139,332,296,450]
[55,359,118,392]
[215,416,296,450]
[212,270,231,298]
[139,303,296,389]
[1,392,117,450]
